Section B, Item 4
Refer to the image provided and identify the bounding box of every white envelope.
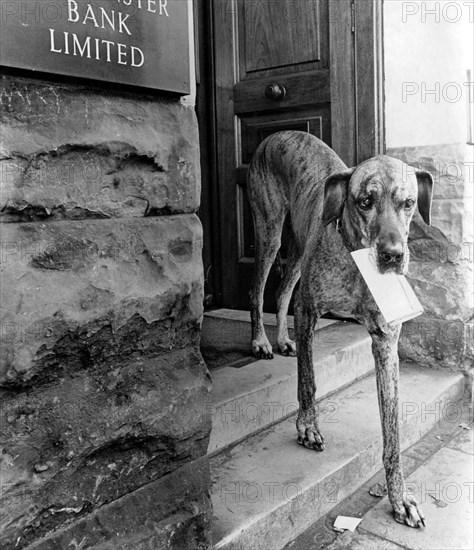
[351,248,423,326]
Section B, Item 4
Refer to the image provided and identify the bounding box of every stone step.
[210,365,465,550]
[202,308,340,352]
[206,313,375,454]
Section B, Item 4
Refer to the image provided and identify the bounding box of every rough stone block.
[0,215,204,385]
[0,215,211,547]
[387,143,473,202]
[0,71,210,550]
[1,350,211,549]
[407,217,473,320]
[403,217,473,369]
[400,317,474,371]
[387,144,473,370]
[0,76,200,220]
[16,458,212,550]
[387,143,473,242]
[430,198,474,245]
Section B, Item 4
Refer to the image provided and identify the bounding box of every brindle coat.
[248,131,433,528]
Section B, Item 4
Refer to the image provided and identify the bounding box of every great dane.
[248,131,433,528]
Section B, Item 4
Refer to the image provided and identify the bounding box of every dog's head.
[322,156,433,274]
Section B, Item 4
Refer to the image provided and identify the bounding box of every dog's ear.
[415,170,434,226]
[322,168,355,226]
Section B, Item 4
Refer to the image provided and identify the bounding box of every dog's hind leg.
[248,148,289,360]
[295,289,325,451]
[249,209,286,359]
[276,228,301,356]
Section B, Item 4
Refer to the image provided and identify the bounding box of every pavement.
[284,400,474,550]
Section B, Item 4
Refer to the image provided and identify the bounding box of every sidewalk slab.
[360,429,474,550]
[447,426,473,455]
[323,531,406,550]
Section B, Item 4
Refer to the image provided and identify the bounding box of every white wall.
[384,0,473,147]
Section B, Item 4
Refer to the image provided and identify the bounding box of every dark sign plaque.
[0,0,191,94]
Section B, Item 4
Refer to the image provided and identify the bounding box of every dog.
[247,131,433,528]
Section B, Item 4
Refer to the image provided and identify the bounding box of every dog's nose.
[378,244,404,265]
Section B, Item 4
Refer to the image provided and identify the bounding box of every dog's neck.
[335,213,361,253]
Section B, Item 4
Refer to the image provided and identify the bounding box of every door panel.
[213,0,355,310]
[242,0,323,72]
[238,0,328,78]
[240,109,329,165]
[234,71,331,116]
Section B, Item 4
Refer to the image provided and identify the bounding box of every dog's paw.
[393,497,425,528]
[296,410,325,451]
[251,338,274,359]
[278,338,297,357]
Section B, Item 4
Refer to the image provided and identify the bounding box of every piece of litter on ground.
[428,494,448,508]
[435,500,448,508]
[435,435,444,441]
[333,515,362,532]
[369,482,387,497]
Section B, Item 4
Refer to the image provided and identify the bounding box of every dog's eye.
[359,197,373,209]
[404,198,415,209]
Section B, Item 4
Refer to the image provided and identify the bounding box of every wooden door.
[205,0,382,310]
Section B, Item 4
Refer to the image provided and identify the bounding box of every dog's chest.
[305,232,371,318]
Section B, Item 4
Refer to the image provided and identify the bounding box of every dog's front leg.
[295,296,325,451]
[370,325,425,528]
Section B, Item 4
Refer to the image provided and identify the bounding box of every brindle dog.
[248,131,433,528]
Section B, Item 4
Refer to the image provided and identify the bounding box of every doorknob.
[264,83,287,101]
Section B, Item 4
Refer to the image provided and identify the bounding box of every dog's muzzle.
[377,242,405,272]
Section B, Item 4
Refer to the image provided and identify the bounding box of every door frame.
[196,0,385,309]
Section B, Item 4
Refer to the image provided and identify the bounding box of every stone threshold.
[201,308,343,371]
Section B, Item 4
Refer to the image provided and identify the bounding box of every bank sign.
[0,0,191,94]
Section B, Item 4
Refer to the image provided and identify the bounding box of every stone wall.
[0,75,212,549]
[387,143,474,372]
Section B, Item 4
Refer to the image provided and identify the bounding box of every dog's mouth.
[376,254,408,275]
[373,244,409,275]
[376,261,406,275]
